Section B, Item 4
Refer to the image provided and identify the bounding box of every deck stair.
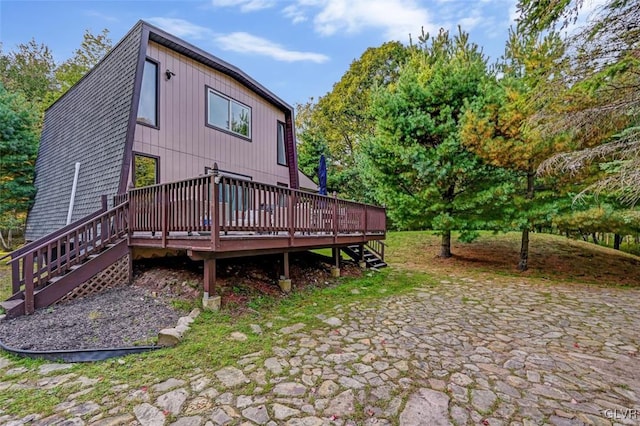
[342,242,387,269]
[0,201,129,318]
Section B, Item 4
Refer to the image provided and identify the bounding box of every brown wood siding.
[132,41,291,187]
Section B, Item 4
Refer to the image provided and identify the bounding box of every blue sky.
[1,0,521,106]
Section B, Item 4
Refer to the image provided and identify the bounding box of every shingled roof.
[26,23,143,241]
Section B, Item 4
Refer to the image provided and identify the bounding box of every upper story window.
[277,121,287,166]
[137,59,158,127]
[207,88,251,139]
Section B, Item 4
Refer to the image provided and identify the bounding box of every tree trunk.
[518,228,529,271]
[518,171,536,271]
[0,231,9,251]
[614,234,622,250]
[592,233,598,245]
[440,230,452,258]
[439,184,455,259]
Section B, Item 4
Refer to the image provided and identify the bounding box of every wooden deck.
[2,171,386,316]
[126,172,386,256]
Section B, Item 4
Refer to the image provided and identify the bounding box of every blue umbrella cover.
[318,154,328,195]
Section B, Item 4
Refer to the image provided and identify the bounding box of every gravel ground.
[0,286,181,351]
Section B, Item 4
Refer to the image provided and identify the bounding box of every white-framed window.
[206,87,251,139]
[277,121,287,166]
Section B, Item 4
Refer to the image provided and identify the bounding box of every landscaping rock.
[134,403,165,426]
[156,388,189,415]
[158,328,182,347]
[215,367,249,388]
[242,405,270,424]
[399,388,451,426]
[38,364,73,375]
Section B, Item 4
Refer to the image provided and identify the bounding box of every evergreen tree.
[0,83,39,249]
[520,0,640,206]
[460,28,571,270]
[363,28,513,258]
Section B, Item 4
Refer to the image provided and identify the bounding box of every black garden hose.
[0,339,161,362]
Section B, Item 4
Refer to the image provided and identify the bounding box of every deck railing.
[7,201,129,314]
[366,239,386,260]
[127,174,386,242]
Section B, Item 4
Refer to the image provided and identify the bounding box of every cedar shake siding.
[132,41,292,185]
[25,23,144,241]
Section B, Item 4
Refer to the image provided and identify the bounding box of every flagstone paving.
[1,277,639,425]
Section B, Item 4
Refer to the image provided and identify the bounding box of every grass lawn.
[0,230,638,417]
[386,231,640,287]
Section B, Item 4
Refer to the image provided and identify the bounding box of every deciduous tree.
[296,42,409,200]
[0,39,55,112]
[52,29,112,100]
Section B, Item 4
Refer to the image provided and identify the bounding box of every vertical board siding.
[132,42,291,188]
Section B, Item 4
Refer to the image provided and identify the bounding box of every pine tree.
[460,28,570,270]
[363,28,513,258]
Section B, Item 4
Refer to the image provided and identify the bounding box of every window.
[277,121,287,166]
[137,59,158,127]
[207,88,251,138]
[134,154,158,187]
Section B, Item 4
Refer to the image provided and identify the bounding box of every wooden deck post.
[203,258,215,296]
[24,252,34,314]
[100,195,108,242]
[358,243,367,269]
[202,257,220,310]
[11,257,20,294]
[161,185,168,248]
[283,252,290,279]
[288,192,295,245]
[333,192,338,243]
[331,247,341,278]
[278,251,292,293]
[211,165,220,249]
[364,204,368,235]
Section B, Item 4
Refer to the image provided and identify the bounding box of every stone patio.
[0,276,638,425]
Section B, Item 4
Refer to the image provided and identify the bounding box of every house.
[3,21,385,318]
[26,20,317,242]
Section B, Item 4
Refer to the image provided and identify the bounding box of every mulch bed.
[0,252,360,351]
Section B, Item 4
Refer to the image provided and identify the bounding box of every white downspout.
[66,162,81,225]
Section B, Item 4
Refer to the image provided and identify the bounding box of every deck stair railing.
[342,242,387,269]
[1,200,129,316]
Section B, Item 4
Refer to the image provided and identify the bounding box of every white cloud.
[146,17,214,39]
[457,7,483,32]
[212,0,276,12]
[283,4,308,24]
[207,0,437,42]
[214,32,330,63]
[84,10,119,22]
[146,17,327,63]
[309,0,436,41]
